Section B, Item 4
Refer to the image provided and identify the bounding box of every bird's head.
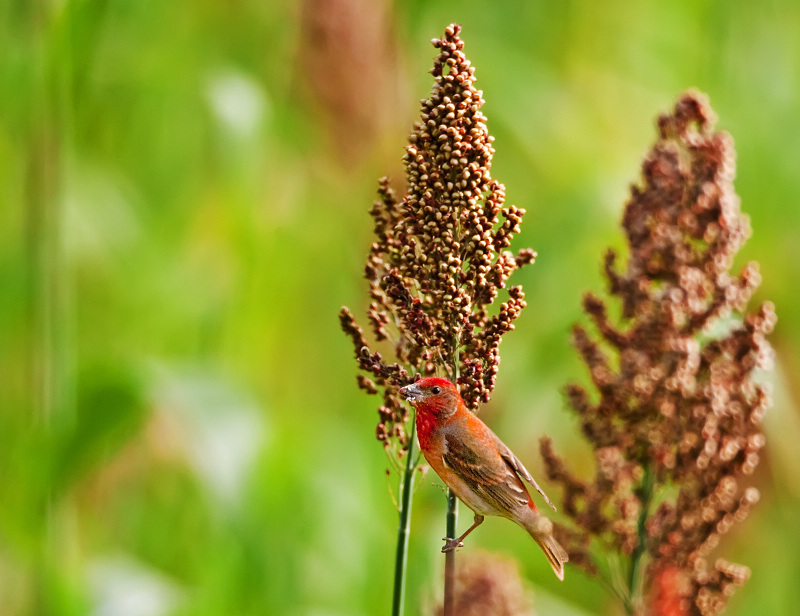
[399,377,460,417]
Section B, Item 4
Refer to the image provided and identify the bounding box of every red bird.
[399,377,568,580]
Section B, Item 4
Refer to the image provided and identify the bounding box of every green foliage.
[1,1,798,614]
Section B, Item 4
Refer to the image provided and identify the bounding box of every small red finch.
[399,377,568,580]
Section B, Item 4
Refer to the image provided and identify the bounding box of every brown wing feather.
[496,438,557,511]
[442,433,529,512]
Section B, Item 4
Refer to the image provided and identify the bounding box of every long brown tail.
[524,515,569,581]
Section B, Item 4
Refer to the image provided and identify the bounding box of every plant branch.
[442,334,460,616]
[625,464,654,615]
[442,489,458,616]
[392,419,418,616]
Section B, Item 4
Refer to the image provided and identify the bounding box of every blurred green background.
[2,1,799,614]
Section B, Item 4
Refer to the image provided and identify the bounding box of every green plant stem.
[443,489,458,616]
[392,420,418,616]
[625,464,654,615]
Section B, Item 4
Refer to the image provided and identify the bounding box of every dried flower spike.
[541,91,775,615]
[341,23,535,457]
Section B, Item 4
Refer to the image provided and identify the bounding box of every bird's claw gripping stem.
[440,513,484,553]
[441,537,463,553]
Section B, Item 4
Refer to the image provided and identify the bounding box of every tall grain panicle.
[341,23,535,458]
[540,92,775,616]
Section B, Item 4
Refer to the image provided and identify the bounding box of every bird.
[399,376,568,580]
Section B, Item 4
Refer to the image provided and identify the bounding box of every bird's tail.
[523,514,569,581]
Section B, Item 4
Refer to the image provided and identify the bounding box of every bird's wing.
[495,436,557,511]
[442,431,530,512]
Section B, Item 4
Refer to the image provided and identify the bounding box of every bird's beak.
[398,383,423,402]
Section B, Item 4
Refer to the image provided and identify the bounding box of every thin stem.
[392,419,418,616]
[442,489,458,616]
[442,337,460,616]
[625,464,654,615]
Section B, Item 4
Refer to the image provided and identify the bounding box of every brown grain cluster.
[340,24,534,454]
[434,552,534,616]
[540,92,775,615]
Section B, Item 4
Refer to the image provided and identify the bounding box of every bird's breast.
[415,410,437,450]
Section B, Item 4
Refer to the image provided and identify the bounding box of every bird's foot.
[441,537,463,553]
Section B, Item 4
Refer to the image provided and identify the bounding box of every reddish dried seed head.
[540,92,773,614]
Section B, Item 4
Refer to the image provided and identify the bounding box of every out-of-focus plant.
[434,551,535,616]
[340,24,535,616]
[541,92,776,615]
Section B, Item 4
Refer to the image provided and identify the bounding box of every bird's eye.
[431,386,442,394]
